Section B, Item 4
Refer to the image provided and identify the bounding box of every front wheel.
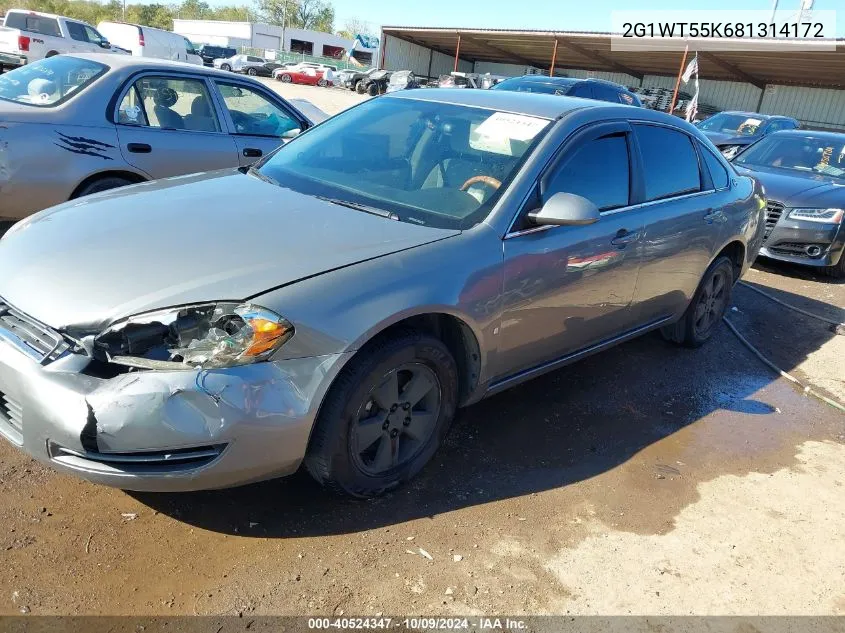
[305,331,458,498]
[366,83,379,96]
[279,73,292,83]
[355,80,366,94]
[246,67,257,76]
[317,78,327,87]
[220,63,231,71]
[661,256,734,347]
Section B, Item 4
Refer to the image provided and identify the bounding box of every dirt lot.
[1,84,844,618]
[260,78,368,115]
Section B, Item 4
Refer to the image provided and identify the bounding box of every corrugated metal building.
[380,28,845,130]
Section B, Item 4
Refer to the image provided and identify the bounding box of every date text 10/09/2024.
[622,22,825,38]
[307,618,529,630]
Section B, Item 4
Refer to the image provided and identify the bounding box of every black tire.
[366,82,379,96]
[45,51,59,58]
[220,63,231,71]
[305,331,459,498]
[661,256,734,348]
[72,176,136,199]
[822,253,845,279]
[279,73,292,83]
[246,67,257,76]
[317,78,327,87]
[355,80,366,94]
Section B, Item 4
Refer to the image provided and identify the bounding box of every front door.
[115,74,239,179]
[496,122,645,378]
[212,80,307,165]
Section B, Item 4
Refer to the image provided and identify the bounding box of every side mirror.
[282,127,301,140]
[528,192,600,226]
[100,40,111,49]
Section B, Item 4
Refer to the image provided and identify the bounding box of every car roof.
[766,129,845,142]
[386,87,658,121]
[504,75,630,90]
[66,52,237,76]
[719,111,794,121]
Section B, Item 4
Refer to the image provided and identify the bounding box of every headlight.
[95,303,293,370]
[788,208,845,224]
[720,145,742,159]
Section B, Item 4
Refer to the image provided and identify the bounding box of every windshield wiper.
[316,196,400,221]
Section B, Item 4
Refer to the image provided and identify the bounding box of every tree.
[255,0,334,33]
[336,17,374,40]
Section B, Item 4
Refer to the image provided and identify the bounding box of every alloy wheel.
[351,363,441,476]
[693,268,729,337]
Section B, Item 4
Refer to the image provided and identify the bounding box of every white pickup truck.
[0,10,123,71]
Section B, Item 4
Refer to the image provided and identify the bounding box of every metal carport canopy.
[381,27,845,89]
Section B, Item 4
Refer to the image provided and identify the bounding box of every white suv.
[214,54,266,73]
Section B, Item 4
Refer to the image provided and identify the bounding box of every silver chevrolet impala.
[0,88,766,496]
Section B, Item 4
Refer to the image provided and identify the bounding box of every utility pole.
[122,0,126,20]
[769,0,779,24]
[282,0,287,53]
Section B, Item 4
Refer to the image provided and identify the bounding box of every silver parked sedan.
[0,53,326,221]
[0,89,766,496]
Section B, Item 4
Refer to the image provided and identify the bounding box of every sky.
[217,0,843,37]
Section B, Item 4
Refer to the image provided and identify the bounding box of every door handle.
[243,148,263,158]
[126,143,151,154]
[611,229,641,247]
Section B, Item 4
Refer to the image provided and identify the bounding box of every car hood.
[702,131,757,146]
[0,171,460,332]
[734,164,845,207]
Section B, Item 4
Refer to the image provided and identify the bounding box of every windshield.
[698,113,764,136]
[492,77,576,95]
[734,134,845,180]
[258,97,551,229]
[0,56,107,107]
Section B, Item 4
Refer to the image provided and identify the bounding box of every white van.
[96,21,201,65]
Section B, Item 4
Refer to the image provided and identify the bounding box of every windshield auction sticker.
[470,113,550,155]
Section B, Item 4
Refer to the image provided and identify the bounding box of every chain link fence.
[239,47,373,71]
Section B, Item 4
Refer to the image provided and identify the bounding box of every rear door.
[627,123,726,323]
[211,79,308,164]
[496,121,645,378]
[114,73,238,178]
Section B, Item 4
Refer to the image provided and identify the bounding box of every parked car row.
[0,50,841,502]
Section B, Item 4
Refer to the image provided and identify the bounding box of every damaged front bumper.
[0,335,350,492]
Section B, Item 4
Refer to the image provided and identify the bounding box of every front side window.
[258,97,552,229]
[0,55,107,107]
[545,134,630,211]
[122,76,220,132]
[734,134,845,181]
[635,125,701,201]
[215,82,299,137]
[84,25,105,45]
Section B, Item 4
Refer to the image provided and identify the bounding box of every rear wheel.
[661,256,734,348]
[317,78,327,87]
[355,80,366,94]
[366,83,379,96]
[305,331,458,498]
[72,176,136,199]
[45,51,59,58]
[220,63,231,71]
[246,67,257,76]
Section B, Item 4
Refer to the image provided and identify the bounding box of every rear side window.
[0,55,107,106]
[247,56,263,63]
[592,84,621,103]
[635,125,701,201]
[545,133,630,211]
[699,143,730,189]
[5,13,61,37]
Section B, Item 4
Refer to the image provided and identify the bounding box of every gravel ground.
[0,256,843,617]
[259,78,368,115]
